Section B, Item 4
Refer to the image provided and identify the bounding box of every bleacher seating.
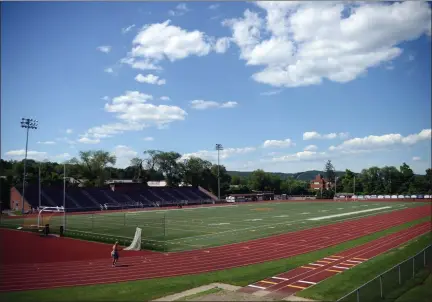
[16,184,215,212]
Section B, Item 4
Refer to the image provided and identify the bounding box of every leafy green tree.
[324,160,336,184]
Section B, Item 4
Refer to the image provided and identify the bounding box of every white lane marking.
[307,206,392,221]
[208,223,230,226]
[333,265,350,270]
[298,280,317,285]
[272,276,289,281]
[273,215,289,218]
[324,257,339,261]
[244,219,263,221]
[248,284,266,290]
[346,259,362,264]
[309,263,324,266]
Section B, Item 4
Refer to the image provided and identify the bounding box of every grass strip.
[297,232,432,301]
[394,272,432,302]
[0,216,429,302]
[177,287,223,301]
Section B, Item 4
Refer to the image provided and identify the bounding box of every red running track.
[0,205,430,292]
[239,221,431,299]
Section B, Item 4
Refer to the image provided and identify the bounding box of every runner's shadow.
[115,264,129,267]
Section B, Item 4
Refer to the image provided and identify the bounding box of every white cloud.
[120,57,163,71]
[412,156,421,161]
[122,24,136,34]
[97,45,111,53]
[190,100,238,110]
[303,131,349,140]
[143,136,154,141]
[57,137,76,145]
[304,144,318,151]
[129,20,212,70]
[78,91,187,143]
[104,67,114,73]
[262,138,295,148]
[260,89,282,96]
[102,96,110,101]
[272,150,328,163]
[214,37,231,53]
[37,141,56,145]
[168,3,190,17]
[223,1,431,87]
[181,146,256,162]
[65,129,73,134]
[4,150,71,162]
[112,145,138,168]
[209,4,220,10]
[329,129,432,152]
[160,96,170,101]
[135,73,166,85]
[77,137,101,144]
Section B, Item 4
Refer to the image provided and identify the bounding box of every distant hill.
[227,170,347,182]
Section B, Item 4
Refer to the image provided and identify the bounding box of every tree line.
[1,150,431,208]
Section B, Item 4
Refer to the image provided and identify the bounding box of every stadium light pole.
[63,162,66,230]
[20,118,38,214]
[215,144,223,201]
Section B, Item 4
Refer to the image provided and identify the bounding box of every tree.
[182,157,213,188]
[210,164,231,196]
[324,160,336,185]
[69,150,116,187]
[153,151,184,186]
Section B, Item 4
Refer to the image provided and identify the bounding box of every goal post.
[123,227,142,251]
[37,206,65,228]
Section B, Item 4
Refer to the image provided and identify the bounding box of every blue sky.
[1,1,431,174]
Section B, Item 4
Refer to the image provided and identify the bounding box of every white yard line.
[307,207,392,221]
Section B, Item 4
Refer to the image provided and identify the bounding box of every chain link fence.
[337,245,432,302]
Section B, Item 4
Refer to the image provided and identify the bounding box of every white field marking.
[208,223,230,226]
[273,215,289,218]
[346,260,362,264]
[333,265,350,270]
[337,208,344,210]
[309,263,324,267]
[272,276,289,281]
[117,204,241,216]
[244,219,263,221]
[248,285,266,290]
[298,280,317,285]
[301,212,311,214]
[319,210,329,212]
[324,257,339,261]
[165,206,399,244]
[307,206,392,221]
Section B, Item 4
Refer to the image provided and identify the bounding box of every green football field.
[1,201,429,252]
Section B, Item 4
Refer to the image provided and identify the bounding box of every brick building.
[310,174,332,191]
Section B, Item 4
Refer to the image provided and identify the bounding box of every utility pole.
[215,144,223,201]
[353,176,356,195]
[20,118,38,214]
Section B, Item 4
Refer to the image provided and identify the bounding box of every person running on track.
[111,241,120,267]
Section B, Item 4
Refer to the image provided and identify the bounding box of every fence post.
[398,265,401,284]
[379,275,383,298]
[424,249,426,267]
[124,213,126,226]
[412,257,415,278]
[356,289,360,302]
[91,213,94,231]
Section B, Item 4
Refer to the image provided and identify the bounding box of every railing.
[337,245,432,302]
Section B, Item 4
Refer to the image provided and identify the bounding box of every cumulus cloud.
[304,144,318,151]
[97,45,111,53]
[104,67,114,73]
[143,137,154,141]
[209,4,220,10]
[37,141,56,145]
[135,73,166,85]
[181,146,256,162]
[303,131,349,140]
[272,150,328,163]
[190,100,238,110]
[78,91,187,143]
[122,24,136,34]
[329,129,432,152]
[168,3,190,17]
[262,138,295,148]
[111,145,138,168]
[65,129,73,134]
[160,96,170,101]
[223,1,431,87]
[412,156,421,161]
[4,150,71,162]
[120,57,163,71]
[261,89,282,96]
[214,37,231,53]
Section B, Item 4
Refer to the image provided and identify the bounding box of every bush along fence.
[337,245,432,302]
